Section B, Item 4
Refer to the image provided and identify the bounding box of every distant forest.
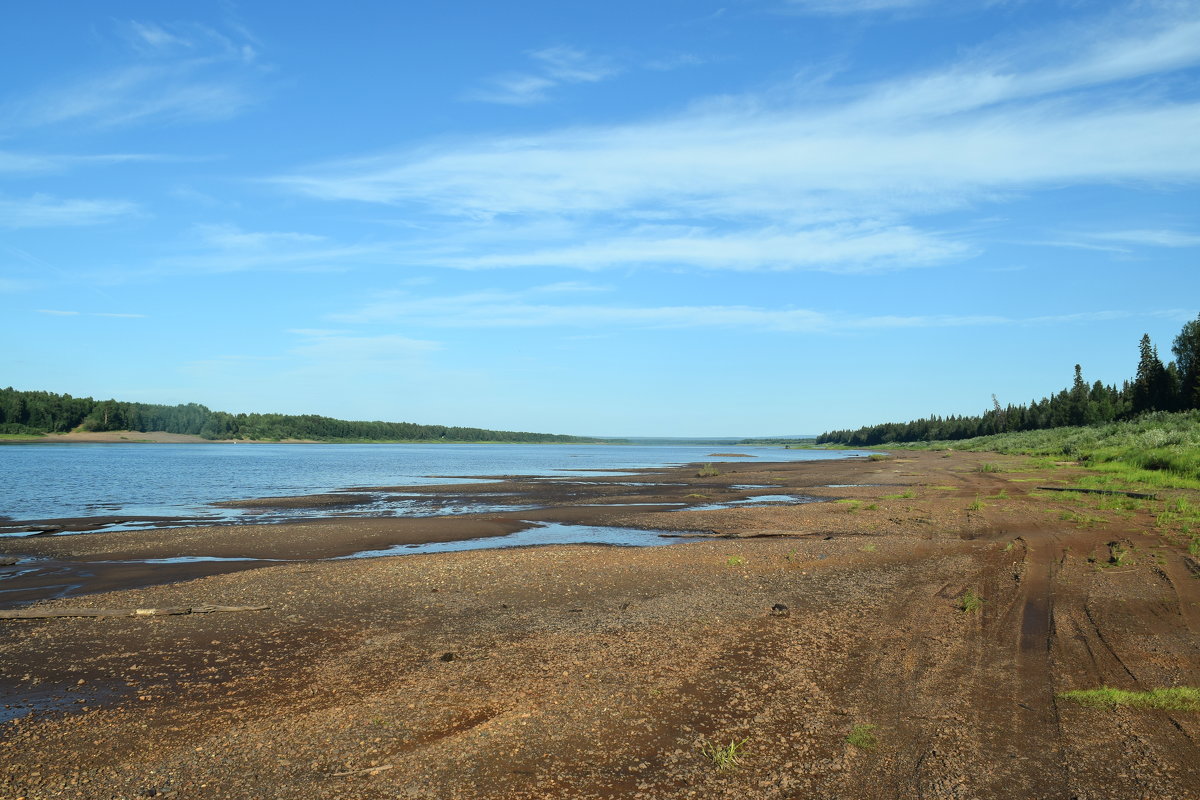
[819,314,1200,446]
[0,388,597,443]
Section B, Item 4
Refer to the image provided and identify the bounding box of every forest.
[819,314,1200,447]
[0,390,598,444]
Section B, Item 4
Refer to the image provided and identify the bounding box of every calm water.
[0,442,867,527]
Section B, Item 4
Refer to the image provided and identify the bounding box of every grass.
[892,412,1200,490]
[836,499,862,512]
[975,462,1003,473]
[1059,510,1107,529]
[1108,541,1133,567]
[846,724,878,750]
[967,499,985,511]
[867,453,890,462]
[1058,686,1200,712]
[700,738,749,770]
[882,489,916,499]
[685,493,709,499]
[697,464,721,478]
[987,490,1009,500]
[726,556,746,566]
[860,543,877,553]
[960,588,984,613]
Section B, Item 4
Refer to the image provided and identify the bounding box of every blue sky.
[2,1,1198,437]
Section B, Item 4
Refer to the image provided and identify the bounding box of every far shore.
[0,430,623,445]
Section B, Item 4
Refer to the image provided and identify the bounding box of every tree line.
[0,389,598,443]
[818,314,1200,447]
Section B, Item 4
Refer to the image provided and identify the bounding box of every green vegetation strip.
[1058,687,1200,712]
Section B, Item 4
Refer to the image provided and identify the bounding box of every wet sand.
[2,451,1199,799]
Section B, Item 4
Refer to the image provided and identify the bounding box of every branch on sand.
[0,604,269,620]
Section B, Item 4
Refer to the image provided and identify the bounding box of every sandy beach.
[1,450,1198,799]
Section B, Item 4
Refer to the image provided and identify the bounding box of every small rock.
[440,652,456,662]
[771,603,790,617]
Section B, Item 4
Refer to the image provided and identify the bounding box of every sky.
[2,1,1198,437]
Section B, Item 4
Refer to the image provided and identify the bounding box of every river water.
[0,442,867,529]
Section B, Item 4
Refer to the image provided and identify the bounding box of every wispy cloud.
[430,224,969,273]
[0,194,139,228]
[1088,229,1200,248]
[332,286,1175,334]
[466,46,620,105]
[0,151,166,175]
[154,223,385,274]
[273,7,1200,277]
[289,331,442,363]
[779,0,934,15]
[4,18,262,131]
[35,309,146,318]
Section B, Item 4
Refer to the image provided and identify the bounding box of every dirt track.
[1,451,1198,799]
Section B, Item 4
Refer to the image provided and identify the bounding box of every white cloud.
[0,194,138,228]
[153,223,384,274]
[4,19,261,131]
[270,7,1200,277]
[289,331,442,363]
[0,151,174,175]
[466,45,620,105]
[35,309,145,318]
[431,225,969,272]
[331,287,1164,334]
[1088,229,1200,248]
[780,0,933,15]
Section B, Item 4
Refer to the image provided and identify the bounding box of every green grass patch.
[725,556,746,566]
[882,489,916,499]
[1058,686,1200,712]
[836,499,862,512]
[700,738,749,770]
[867,453,890,462]
[1059,510,1107,528]
[967,499,985,511]
[927,485,958,491]
[960,588,984,613]
[846,724,878,750]
[697,463,721,478]
[975,462,1003,473]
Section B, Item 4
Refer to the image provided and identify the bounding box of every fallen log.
[0,604,269,620]
[1036,486,1157,500]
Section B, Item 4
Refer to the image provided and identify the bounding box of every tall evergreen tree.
[1131,334,1170,415]
[1172,313,1200,410]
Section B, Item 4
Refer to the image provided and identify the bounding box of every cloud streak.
[466,46,620,105]
[0,194,138,228]
[271,7,1200,275]
[332,287,1184,334]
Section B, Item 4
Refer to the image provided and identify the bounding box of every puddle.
[0,683,126,724]
[573,502,688,507]
[338,521,692,559]
[681,494,823,512]
[822,484,883,488]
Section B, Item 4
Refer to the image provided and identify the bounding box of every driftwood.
[0,604,268,620]
[1036,486,1158,500]
[330,764,394,778]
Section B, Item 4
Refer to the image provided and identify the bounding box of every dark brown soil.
[1,451,1198,799]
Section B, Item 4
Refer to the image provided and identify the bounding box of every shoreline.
[2,450,1199,798]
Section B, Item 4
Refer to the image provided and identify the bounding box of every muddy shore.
[1,451,1198,799]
